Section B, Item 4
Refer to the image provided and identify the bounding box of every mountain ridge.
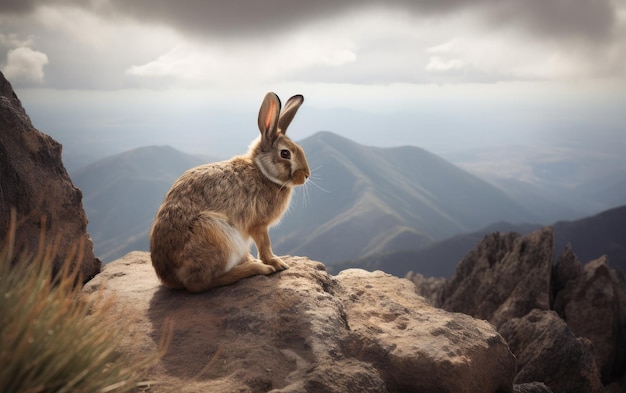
[334,205,626,278]
[272,131,538,262]
[447,144,626,222]
[73,145,207,261]
[75,132,607,265]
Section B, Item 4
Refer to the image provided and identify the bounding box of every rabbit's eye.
[280,150,291,160]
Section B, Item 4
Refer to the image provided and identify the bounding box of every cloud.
[1,46,48,82]
[125,44,212,79]
[0,0,40,14]
[0,33,33,47]
[0,4,183,89]
[1,0,625,90]
[4,0,619,44]
[424,36,558,81]
[480,0,617,43]
[125,16,358,85]
[96,0,623,47]
[425,57,465,73]
[82,1,626,85]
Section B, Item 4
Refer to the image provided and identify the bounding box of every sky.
[1,0,625,171]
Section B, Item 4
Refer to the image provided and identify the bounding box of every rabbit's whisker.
[307,178,330,193]
[300,182,310,208]
[306,167,329,194]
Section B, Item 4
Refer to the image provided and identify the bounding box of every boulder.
[499,309,603,393]
[0,72,99,280]
[553,252,626,383]
[440,227,553,328]
[84,252,516,393]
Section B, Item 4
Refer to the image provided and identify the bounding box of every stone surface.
[553,253,626,383]
[551,244,583,298]
[440,227,553,328]
[0,72,99,280]
[512,382,553,393]
[416,227,626,390]
[84,252,516,393]
[499,309,603,393]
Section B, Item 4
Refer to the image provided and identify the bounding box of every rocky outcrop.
[0,72,99,280]
[84,252,516,393]
[440,228,553,328]
[512,382,553,393]
[499,309,603,393]
[413,227,626,392]
[553,249,626,384]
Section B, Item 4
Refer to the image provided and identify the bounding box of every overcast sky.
[1,0,625,168]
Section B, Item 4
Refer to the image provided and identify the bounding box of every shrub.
[0,219,163,393]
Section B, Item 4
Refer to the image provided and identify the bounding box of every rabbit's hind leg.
[209,259,275,289]
[182,258,274,293]
[178,211,262,293]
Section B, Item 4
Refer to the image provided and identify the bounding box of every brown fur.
[150,93,309,293]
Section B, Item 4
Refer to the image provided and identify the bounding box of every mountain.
[75,132,539,264]
[327,222,542,277]
[271,131,538,262]
[552,205,626,270]
[446,145,626,222]
[72,146,206,261]
[335,205,626,278]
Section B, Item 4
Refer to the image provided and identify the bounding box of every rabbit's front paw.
[264,256,289,271]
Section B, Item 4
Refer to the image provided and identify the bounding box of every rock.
[0,72,99,280]
[605,377,626,393]
[404,271,445,306]
[84,252,516,393]
[499,309,603,393]
[513,382,553,393]
[336,268,516,393]
[551,244,583,297]
[553,253,626,384]
[440,228,553,328]
[412,226,626,390]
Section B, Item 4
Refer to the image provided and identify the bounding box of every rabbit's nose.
[292,169,309,185]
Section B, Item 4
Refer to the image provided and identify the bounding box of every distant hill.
[447,145,626,222]
[333,205,626,278]
[271,131,538,262]
[552,205,626,271]
[327,221,541,277]
[75,132,543,264]
[73,146,206,261]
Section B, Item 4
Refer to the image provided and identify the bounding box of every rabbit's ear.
[278,95,304,135]
[258,92,282,143]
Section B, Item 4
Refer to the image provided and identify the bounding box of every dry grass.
[0,213,164,393]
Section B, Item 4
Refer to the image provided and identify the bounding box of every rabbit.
[149,92,310,293]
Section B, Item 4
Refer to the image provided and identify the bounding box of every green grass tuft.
[0,214,163,393]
